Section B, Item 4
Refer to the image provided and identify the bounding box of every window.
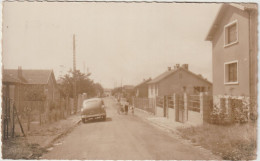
[224,61,238,84]
[193,86,206,94]
[224,20,238,47]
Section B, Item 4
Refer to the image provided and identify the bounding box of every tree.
[58,70,104,98]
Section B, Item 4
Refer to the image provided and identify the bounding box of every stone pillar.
[174,93,179,122]
[200,93,209,123]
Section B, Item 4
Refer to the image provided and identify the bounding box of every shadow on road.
[83,117,112,124]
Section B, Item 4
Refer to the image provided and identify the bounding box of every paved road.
[42,97,218,160]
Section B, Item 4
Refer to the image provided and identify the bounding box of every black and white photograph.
[1,1,258,160]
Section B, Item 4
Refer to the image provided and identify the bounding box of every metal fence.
[133,97,155,114]
[188,95,200,112]
[167,95,174,108]
[156,96,164,108]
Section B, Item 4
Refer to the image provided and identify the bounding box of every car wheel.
[103,115,106,121]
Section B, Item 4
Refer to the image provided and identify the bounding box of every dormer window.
[224,20,238,47]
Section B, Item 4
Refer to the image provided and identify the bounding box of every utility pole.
[73,34,77,114]
[83,61,86,74]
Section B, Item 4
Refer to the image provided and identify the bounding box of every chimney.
[18,66,23,79]
[174,64,180,69]
[168,67,171,71]
[182,64,189,70]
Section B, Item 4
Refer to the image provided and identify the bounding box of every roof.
[148,67,212,85]
[205,3,257,41]
[135,78,152,88]
[2,74,23,84]
[148,68,178,84]
[3,69,54,85]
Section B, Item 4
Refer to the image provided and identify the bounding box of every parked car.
[81,98,106,123]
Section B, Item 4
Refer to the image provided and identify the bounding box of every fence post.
[132,97,135,108]
[154,97,157,115]
[163,96,166,117]
[12,101,15,138]
[200,92,203,116]
[184,93,188,122]
[166,96,169,118]
[174,93,179,122]
[200,93,209,123]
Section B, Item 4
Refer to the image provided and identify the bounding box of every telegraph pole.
[73,34,77,114]
[83,61,86,74]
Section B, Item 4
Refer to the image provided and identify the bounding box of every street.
[42,97,217,160]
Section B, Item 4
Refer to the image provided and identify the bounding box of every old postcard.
[1,1,258,160]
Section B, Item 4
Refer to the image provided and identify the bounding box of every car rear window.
[84,100,97,104]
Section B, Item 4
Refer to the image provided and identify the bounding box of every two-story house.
[205,4,258,113]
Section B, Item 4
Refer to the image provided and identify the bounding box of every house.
[205,4,258,112]
[147,64,212,98]
[134,78,151,98]
[2,69,26,101]
[3,67,61,111]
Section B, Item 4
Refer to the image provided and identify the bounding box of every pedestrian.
[125,98,129,115]
[131,105,134,115]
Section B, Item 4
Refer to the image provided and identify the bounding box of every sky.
[2,2,221,88]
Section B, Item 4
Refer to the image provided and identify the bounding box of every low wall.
[168,108,175,120]
[156,107,164,117]
[156,101,204,126]
[188,110,202,126]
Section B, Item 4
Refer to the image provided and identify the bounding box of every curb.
[134,108,185,136]
[134,109,221,160]
[44,119,82,149]
[26,119,82,159]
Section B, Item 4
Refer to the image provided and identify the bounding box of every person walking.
[125,98,129,115]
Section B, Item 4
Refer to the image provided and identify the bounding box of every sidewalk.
[134,108,194,134]
[2,113,81,159]
[134,108,222,160]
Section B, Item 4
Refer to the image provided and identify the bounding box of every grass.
[2,137,47,159]
[177,122,257,160]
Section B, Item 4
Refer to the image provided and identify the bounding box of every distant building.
[103,88,112,97]
[205,4,258,111]
[134,78,151,98]
[147,64,212,98]
[122,85,135,98]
